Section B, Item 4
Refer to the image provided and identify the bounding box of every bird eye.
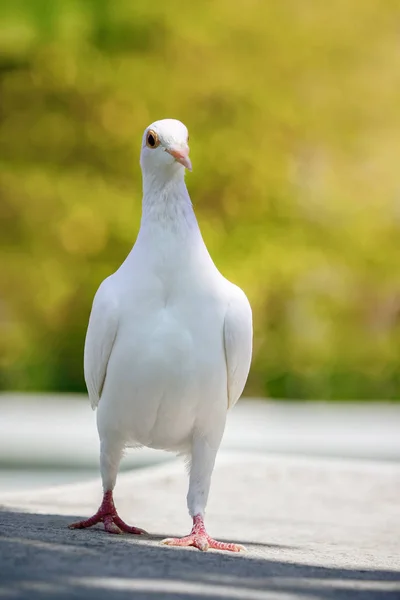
[146,130,159,149]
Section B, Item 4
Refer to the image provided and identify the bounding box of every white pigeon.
[69,119,253,552]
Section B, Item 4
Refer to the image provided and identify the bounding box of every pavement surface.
[1,396,400,480]
[1,452,400,599]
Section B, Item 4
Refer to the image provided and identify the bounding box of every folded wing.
[223,285,253,409]
[84,278,119,409]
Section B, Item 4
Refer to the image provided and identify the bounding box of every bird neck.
[126,169,214,275]
[140,170,199,236]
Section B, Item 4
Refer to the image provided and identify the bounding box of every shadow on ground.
[0,510,399,600]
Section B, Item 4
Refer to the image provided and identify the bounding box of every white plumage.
[70,119,252,551]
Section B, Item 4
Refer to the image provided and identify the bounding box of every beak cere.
[166,147,192,171]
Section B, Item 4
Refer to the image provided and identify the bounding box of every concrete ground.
[1,452,400,599]
[1,396,400,486]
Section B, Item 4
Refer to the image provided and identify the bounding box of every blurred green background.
[1,0,400,400]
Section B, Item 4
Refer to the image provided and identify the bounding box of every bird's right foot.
[68,490,147,535]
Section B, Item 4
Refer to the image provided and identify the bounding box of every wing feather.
[84,278,119,409]
[223,286,253,409]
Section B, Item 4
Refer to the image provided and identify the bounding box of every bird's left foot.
[161,514,245,552]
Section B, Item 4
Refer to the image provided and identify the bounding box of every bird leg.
[162,514,245,552]
[162,432,244,552]
[68,490,147,535]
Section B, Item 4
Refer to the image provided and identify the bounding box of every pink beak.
[166,146,192,171]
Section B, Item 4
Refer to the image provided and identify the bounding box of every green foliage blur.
[1,0,400,400]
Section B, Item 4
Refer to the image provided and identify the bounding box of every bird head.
[140,119,192,177]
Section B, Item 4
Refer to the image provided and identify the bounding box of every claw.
[103,516,122,534]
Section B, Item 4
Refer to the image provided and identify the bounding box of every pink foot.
[162,514,245,553]
[68,490,147,535]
